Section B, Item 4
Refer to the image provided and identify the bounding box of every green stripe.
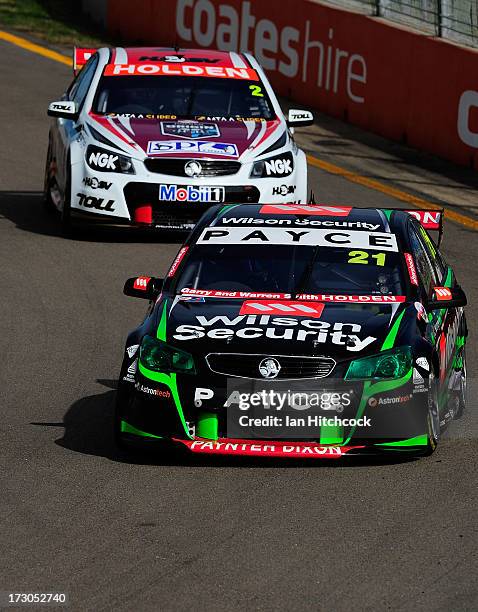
[444,267,453,288]
[216,204,241,220]
[197,411,219,440]
[121,420,164,439]
[138,362,193,439]
[375,434,428,447]
[156,301,168,341]
[381,310,405,351]
[320,423,343,445]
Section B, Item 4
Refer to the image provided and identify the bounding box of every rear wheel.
[454,347,467,419]
[423,372,440,455]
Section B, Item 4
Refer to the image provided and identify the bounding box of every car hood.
[88,113,283,162]
[161,297,409,361]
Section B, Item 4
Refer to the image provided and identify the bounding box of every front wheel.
[43,140,56,213]
[423,372,440,455]
[60,161,75,236]
[114,383,133,451]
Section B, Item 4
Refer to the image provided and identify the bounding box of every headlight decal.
[345,347,412,381]
[140,336,196,374]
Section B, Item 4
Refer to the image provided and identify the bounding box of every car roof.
[206,204,411,232]
[108,47,250,68]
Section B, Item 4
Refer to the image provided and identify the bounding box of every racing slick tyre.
[423,372,440,456]
[454,347,467,420]
[114,383,134,451]
[60,160,74,236]
[43,140,56,213]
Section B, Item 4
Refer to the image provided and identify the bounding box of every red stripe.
[253,120,281,149]
[88,112,136,147]
[175,438,363,458]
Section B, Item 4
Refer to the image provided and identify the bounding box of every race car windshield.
[174,245,405,295]
[93,75,275,119]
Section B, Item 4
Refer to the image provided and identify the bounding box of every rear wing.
[405,209,444,245]
[73,47,98,75]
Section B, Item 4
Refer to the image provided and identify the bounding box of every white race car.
[45,46,313,233]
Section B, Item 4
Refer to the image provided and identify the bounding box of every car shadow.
[31,382,420,469]
[0,191,187,244]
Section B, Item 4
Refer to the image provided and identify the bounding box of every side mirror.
[124,276,163,300]
[426,285,467,311]
[47,100,78,120]
[287,109,314,127]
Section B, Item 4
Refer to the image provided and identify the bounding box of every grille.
[144,158,241,177]
[152,205,206,230]
[206,354,336,380]
[124,183,260,227]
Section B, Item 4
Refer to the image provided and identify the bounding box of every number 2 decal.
[348,251,386,266]
[249,85,264,97]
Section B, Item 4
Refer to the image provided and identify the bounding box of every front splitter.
[173,437,364,459]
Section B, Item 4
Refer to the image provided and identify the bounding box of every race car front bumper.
[118,422,431,458]
[70,157,307,230]
[118,362,433,457]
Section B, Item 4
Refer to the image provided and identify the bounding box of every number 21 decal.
[348,251,386,266]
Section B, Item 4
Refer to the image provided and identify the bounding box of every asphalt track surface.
[1,37,477,612]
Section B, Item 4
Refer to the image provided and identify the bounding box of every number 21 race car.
[45,47,312,233]
[116,205,467,458]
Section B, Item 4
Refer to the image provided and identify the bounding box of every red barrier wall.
[106,0,478,169]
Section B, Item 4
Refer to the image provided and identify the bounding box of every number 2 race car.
[44,47,313,233]
[116,205,467,459]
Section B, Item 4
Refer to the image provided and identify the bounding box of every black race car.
[116,204,467,458]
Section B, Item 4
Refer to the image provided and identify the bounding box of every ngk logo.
[265,158,292,176]
[88,152,118,170]
[239,300,325,318]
